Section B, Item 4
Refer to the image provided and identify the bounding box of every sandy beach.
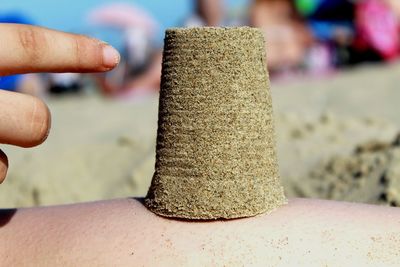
[1,63,400,208]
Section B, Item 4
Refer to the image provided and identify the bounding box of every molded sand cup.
[145,27,286,219]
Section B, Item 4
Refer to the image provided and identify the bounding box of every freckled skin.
[1,198,400,266]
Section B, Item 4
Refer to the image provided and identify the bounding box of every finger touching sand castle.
[145,27,286,219]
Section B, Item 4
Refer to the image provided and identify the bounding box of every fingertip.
[0,91,51,148]
[101,44,120,70]
[0,150,8,184]
[23,97,51,148]
[35,98,51,145]
[67,35,120,73]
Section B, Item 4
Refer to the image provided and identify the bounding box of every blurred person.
[250,0,313,76]
[295,0,400,66]
[47,73,84,95]
[94,0,231,98]
[294,1,355,46]
[197,0,224,26]
[88,3,162,98]
[186,0,251,27]
[185,0,225,27]
[294,0,356,68]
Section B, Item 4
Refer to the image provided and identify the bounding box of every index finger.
[0,23,120,75]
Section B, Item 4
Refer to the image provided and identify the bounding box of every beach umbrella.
[87,2,158,34]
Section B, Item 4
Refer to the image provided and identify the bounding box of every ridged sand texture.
[145,27,287,219]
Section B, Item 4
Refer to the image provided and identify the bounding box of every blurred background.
[1,0,400,208]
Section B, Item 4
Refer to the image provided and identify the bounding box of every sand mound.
[276,112,397,197]
[303,135,400,206]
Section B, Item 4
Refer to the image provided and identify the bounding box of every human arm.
[1,198,399,266]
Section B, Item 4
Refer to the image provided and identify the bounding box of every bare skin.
[1,23,400,266]
[1,198,400,266]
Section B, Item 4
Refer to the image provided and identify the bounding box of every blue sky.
[0,0,248,49]
[0,0,190,31]
[0,0,248,31]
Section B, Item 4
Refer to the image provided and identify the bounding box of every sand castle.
[145,27,286,219]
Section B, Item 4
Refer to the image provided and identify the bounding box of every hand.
[0,23,120,183]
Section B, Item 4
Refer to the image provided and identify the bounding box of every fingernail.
[102,45,120,68]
